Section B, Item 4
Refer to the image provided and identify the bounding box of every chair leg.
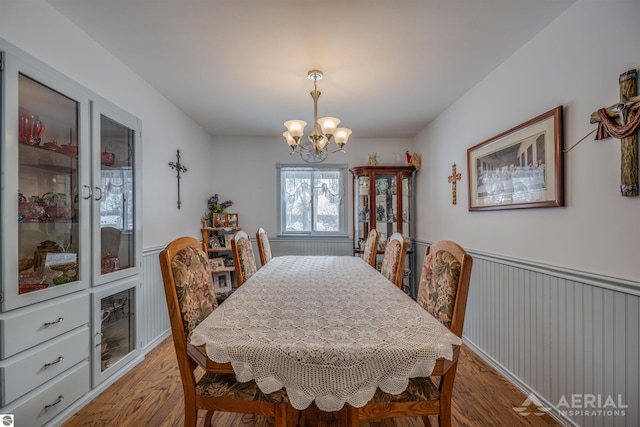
[304,403,319,426]
[345,404,360,427]
[204,410,214,427]
[422,415,433,427]
[437,362,459,427]
[439,412,451,427]
[287,404,303,427]
[274,404,287,427]
[184,407,197,427]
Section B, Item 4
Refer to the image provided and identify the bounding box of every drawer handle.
[43,317,64,327]
[44,356,64,369]
[44,395,64,409]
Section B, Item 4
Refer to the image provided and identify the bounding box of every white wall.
[210,136,412,236]
[414,0,640,282]
[0,0,214,248]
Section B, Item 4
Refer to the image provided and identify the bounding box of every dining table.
[189,255,462,412]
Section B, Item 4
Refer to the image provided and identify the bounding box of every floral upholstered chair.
[379,232,408,289]
[256,227,273,266]
[230,230,257,286]
[159,237,290,427]
[361,229,379,267]
[347,239,473,427]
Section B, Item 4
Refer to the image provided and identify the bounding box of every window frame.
[277,163,349,237]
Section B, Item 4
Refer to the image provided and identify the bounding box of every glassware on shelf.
[18,107,45,146]
[18,73,80,299]
[101,252,120,275]
[18,197,46,222]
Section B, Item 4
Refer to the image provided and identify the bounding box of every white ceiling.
[48,0,575,139]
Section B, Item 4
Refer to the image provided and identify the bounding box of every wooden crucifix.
[590,69,640,197]
[169,149,188,209]
[448,163,462,205]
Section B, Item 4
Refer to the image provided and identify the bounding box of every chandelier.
[283,70,352,163]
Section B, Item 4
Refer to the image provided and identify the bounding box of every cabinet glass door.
[92,101,141,285]
[17,74,80,297]
[354,175,370,251]
[374,174,397,246]
[3,45,89,311]
[92,279,139,386]
[402,175,411,236]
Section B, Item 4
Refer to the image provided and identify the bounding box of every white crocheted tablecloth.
[190,255,461,411]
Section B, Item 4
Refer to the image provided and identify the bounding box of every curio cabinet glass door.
[2,50,91,311]
[91,101,141,286]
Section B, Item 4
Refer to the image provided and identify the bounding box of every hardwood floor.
[62,337,561,427]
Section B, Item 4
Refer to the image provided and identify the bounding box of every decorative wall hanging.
[589,69,639,197]
[168,149,187,209]
[467,106,564,211]
[448,163,462,205]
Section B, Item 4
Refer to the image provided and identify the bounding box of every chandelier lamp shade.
[283,70,352,163]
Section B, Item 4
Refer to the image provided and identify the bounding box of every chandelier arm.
[328,147,346,154]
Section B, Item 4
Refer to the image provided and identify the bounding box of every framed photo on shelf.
[467,106,564,211]
[212,271,232,293]
[209,258,225,270]
[214,213,227,228]
[227,213,238,227]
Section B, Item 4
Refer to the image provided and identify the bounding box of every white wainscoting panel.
[415,241,639,427]
[268,236,353,257]
[141,246,171,350]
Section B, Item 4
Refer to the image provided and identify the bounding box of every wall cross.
[590,69,640,197]
[169,149,188,209]
[448,163,462,205]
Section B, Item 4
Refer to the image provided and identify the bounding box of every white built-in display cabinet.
[0,38,142,426]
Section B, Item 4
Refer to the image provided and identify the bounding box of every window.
[100,169,134,232]
[278,164,347,235]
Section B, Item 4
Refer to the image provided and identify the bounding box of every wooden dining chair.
[256,227,272,266]
[230,230,257,286]
[159,236,290,427]
[361,229,379,267]
[379,232,408,289]
[346,239,473,427]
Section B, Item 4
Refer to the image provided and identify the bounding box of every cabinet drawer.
[1,327,89,406]
[1,293,89,358]
[4,362,89,427]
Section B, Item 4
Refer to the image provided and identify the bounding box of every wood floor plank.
[62,337,561,427]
